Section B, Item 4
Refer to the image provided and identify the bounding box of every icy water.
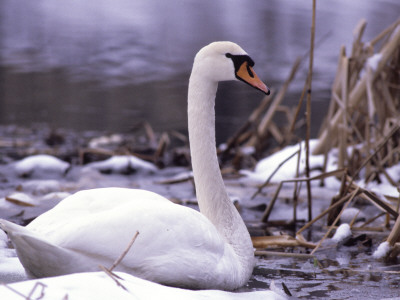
[1,0,400,142]
[0,155,399,299]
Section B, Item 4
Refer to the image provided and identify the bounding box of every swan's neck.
[188,72,254,270]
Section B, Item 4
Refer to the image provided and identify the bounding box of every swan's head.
[193,41,270,95]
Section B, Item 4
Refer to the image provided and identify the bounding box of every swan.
[0,41,270,290]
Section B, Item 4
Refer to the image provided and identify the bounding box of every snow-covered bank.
[0,271,287,300]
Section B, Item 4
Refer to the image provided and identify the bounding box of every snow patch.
[367,53,382,71]
[242,140,338,185]
[14,155,70,178]
[332,223,352,242]
[373,241,391,259]
[85,155,157,174]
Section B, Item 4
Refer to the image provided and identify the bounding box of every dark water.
[0,0,399,142]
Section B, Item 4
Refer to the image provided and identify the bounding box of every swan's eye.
[246,64,254,78]
[225,54,255,72]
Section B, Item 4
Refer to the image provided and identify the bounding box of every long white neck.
[187,70,254,273]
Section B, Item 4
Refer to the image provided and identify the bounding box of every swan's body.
[0,41,269,290]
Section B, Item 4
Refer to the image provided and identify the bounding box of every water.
[1,0,399,143]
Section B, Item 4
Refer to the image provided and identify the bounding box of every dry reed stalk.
[313,21,400,155]
[335,226,385,232]
[2,282,48,299]
[349,209,361,227]
[109,231,140,272]
[370,19,400,48]
[98,231,140,291]
[297,189,353,235]
[251,149,300,199]
[247,57,302,148]
[293,145,302,222]
[221,91,274,157]
[254,250,315,259]
[344,124,400,193]
[252,234,316,249]
[361,212,386,227]
[338,53,349,169]
[261,169,346,223]
[345,180,399,218]
[99,266,128,291]
[388,243,400,259]
[143,121,157,148]
[359,191,398,219]
[303,0,317,222]
[310,187,360,255]
[154,132,170,163]
[79,147,115,164]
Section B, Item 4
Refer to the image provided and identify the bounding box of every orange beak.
[236,62,270,95]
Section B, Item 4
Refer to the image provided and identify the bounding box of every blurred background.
[0,0,399,143]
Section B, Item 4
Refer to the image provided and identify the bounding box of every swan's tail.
[0,219,96,278]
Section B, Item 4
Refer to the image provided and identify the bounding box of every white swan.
[0,41,269,290]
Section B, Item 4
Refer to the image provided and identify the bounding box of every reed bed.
[249,19,400,259]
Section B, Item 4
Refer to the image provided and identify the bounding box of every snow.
[88,134,124,148]
[340,208,365,224]
[372,241,391,259]
[0,272,287,300]
[359,163,400,198]
[367,53,382,71]
[0,230,7,247]
[0,231,27,283]
[242,140,400,199]
[241,146,256,156]
[14,155,70,177]
[85,155,157,174]
[20,180,62,195]
[241,140,339,187]
[332,224,352,243]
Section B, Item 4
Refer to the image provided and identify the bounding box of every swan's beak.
[236,62,270,95]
